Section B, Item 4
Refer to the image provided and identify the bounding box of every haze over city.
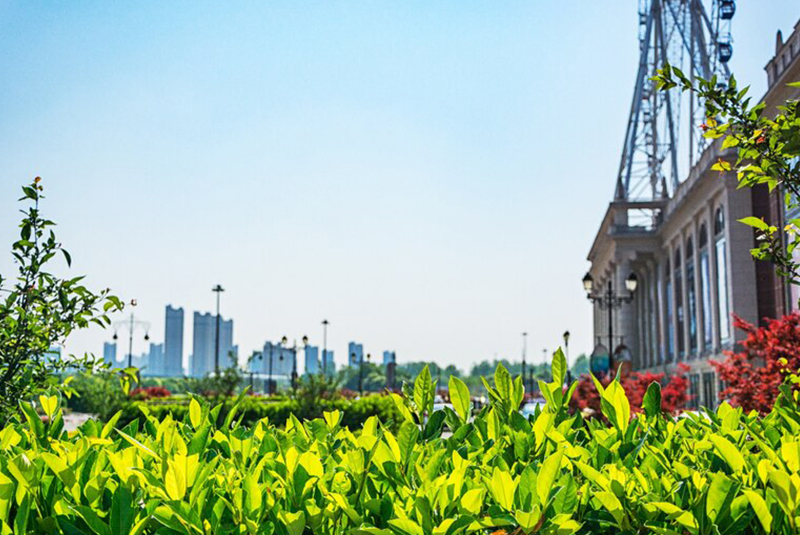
[0,2,797,371]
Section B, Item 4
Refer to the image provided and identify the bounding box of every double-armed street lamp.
[582,272,638,372]
[281,335,308,391]
[112,301,150,369]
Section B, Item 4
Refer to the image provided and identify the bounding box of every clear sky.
[0,1,798,373]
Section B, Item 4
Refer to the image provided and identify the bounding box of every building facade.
[190,312,234,377]
[144,343,164,377]
[164,305,184,377]
[322,350,335,376]
[587,20,800,410]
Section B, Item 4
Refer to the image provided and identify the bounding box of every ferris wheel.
[615,0,736,202]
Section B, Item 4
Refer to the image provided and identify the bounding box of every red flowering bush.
[130,386,171,400]
[569,364,690,417]
[711,313,800,413]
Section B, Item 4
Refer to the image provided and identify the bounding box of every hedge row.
[119,393,402,430]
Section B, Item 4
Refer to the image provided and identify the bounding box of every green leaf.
[189,398,203,429]
[551,348,567,387]
[490,467,516,510]
[642,382,662,417]
[110,486,135,535]
[448,376,471,423]
[537,450,563,506]
[494,364,512,404]
[738,216,770,232]
[709,435,745,473]
[460,488,484,515]
[388,518,424,535]
[743,490,772,533]
[414,366,433,415]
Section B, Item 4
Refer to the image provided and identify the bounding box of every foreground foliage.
[1,350,799,534]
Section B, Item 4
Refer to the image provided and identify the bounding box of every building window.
[675,248,685,359]
[702,371,716,410]
[686,237,697,356]
[689,373,700,410]
[665,260,674,362]
[699,225,713,350]
[715,207,731,343]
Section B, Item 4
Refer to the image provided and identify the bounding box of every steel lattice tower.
[615,0,735,202]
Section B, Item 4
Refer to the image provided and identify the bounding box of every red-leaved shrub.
[569,363,690,417]
[130,386,171,400]
[711,313,800,414]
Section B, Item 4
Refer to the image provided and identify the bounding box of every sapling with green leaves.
[0,178,123,423]
[655,65,800,290]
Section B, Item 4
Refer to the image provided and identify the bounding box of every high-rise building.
[144,343,164,376]
[347,342,363,367]
[305,345,319,375]
[103,342,117,367]
[190,312,234,377]
[164,305,184,377]
[383,351,395,366]
[322,350,335,376]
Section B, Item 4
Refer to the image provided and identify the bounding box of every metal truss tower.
[615,0,735,202]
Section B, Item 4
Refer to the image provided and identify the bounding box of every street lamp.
[583,272,638,373]
[112,303,150,369]
[321,319,329,376]
[281,335,308,391]
[563,330,572,385]
[521,332,528,395]
[358,353,371,396]
[212,284,225,374]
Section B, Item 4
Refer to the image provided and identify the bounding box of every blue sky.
[0,1,797,373]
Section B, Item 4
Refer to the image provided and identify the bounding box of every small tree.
[0,178,122,422]
[711,313,800,413]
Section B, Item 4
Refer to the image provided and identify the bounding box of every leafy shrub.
[1,349,797,534]
[119,393,402,430]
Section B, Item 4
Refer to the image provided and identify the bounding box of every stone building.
[586,19,800,409]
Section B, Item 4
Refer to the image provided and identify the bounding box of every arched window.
[686,236,697,355]
[699,224,713,349]
[674,247,685,359]
[665,259,674,362]
[715,207,731,342]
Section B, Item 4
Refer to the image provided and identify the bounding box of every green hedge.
[119,394,401,430]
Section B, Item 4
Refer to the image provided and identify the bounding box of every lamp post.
[521,332,528,394]
[358,353,371,396]
[281,335,308,391]
[583,272,638,373]
[112,306,150,369]
[563,330,572,385]
[321,319,329,376]
[212,284,225,374]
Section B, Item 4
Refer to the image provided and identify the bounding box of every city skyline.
[0,3,797,370]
